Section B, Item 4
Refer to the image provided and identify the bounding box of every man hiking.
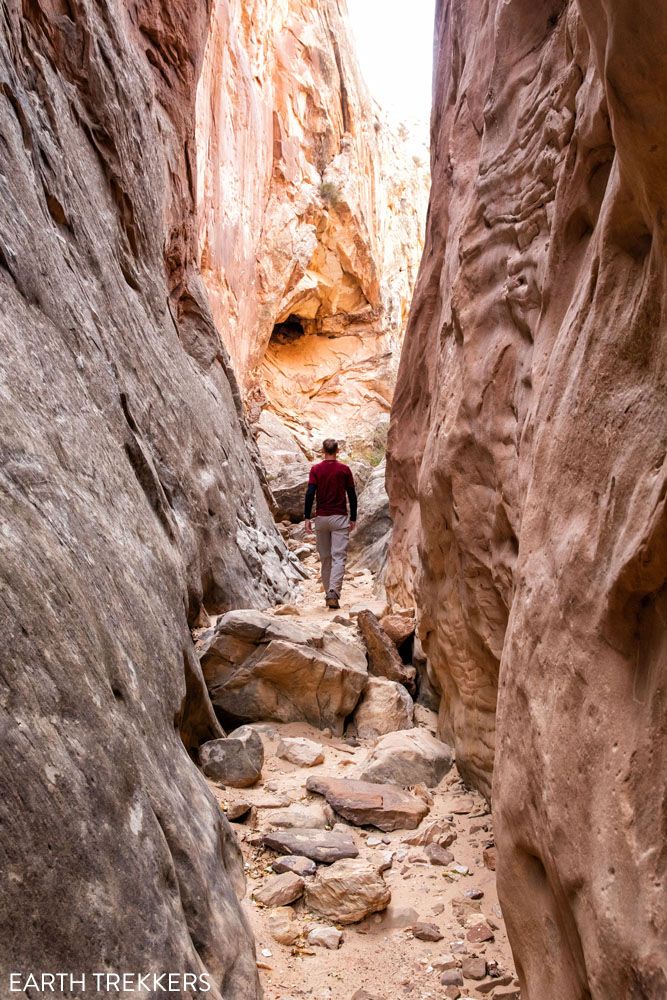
[304,439,357,609]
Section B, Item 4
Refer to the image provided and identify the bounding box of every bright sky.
[346,0,436,135]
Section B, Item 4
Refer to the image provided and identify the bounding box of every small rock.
[432,954,458,971]
[464,888,484,900]
[476,975,514,994]
[272,855,317,877]
[367,836,383,847]
[260,949,273,958]
[402,820,456,848]
[380,903,419,929]
[461,957,487,981]
[274,605,301,616]
[440,970,464,987]
[225,800,252,821]
[424,843,455,866]
[199,726,264,788]
[411,922,444,942]
[333,615,354,627]
[277,737,325,768]
[466,922,495,943]
[450,798,475,814]
[253,872,305,908]
[267,907,300,945]
[307,925,343,950]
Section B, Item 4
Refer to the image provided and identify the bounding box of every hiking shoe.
[325,593,340,609]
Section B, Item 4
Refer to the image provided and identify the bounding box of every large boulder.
[352,677,414,738]
[358,729,454,788]
[304,858,391,924]
[306,776,430,831]
[199,610,368,734]
[199,727,264,787]
[262,828,359,864]
[356,609,416,689]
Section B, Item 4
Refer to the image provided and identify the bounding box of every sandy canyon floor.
[205,554,520,1000]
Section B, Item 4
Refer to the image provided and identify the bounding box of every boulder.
[199,727,264,787]
[352,677,414,738]
[379,609,416,646]
[267,907,301,946]
[358,729,454,788]
[272,856,317,877]
[403,820,457,848]
[262,828,359,864]
[277,737,325,767]
[199,610,367,734]
[267,802,330,830]
[356,609,416,688]
[306,925,343,950]
[304,858,391,924]
[253,872,305,907]
[306,776,429,831]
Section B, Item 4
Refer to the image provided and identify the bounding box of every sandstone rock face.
[386,1,667,997]
[196,0,429,469]
[0,1,301,993]
[199,610,367,733]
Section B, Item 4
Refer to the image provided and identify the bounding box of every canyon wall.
[196,0,428,460]
[387,0,666,996]
[0,0,296,993]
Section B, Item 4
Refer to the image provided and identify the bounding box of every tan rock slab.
[306,775,430,831]
[402,819,457,848]
[267,906,301,945]
[276,736,325,767]
[358,728,454,787]
[253,872,305,908]
[262,827,359,864]
[304,858,390,924]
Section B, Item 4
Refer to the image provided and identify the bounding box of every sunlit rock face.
[0,0,297,993]
[387,1,666,997]
[196,0,428,458]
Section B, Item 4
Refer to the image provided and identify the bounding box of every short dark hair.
[322,438,338,455]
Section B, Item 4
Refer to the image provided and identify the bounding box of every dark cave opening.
[270,314,306,345]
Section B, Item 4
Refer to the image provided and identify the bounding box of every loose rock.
[305,858,391,924]
[272,855,317,877]
[267,906,301,945]
[277,737,325,767]
[352,677,414,738]
[410,922,444,942]
[461,957,487,980]
[424,843,455,866]
[307,925,343,950]
[306,775,429,831]
[360,728,454,789]
[263,828,359,864]
[357,609,416,688]
[268,802,330,830]
[253,872,305,908]
[199,726,264,788]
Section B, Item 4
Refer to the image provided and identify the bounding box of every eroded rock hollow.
[387,0,666,996]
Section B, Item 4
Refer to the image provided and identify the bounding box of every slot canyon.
[0,4,664,1000]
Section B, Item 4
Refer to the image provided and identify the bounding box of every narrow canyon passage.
[194,559,520,1000]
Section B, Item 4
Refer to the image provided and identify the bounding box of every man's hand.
[305,519,313,534]
[349,521,356,533]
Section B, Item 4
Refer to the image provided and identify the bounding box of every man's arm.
[345,468,357,529]
[304,468,317,532]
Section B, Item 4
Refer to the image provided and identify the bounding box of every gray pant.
[314,514,350,597]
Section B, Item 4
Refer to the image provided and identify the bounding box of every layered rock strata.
[387,1,667,997]
[196,0,428,462]
[0,1,296,992]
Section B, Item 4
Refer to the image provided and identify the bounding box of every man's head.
[322,438,338,457]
